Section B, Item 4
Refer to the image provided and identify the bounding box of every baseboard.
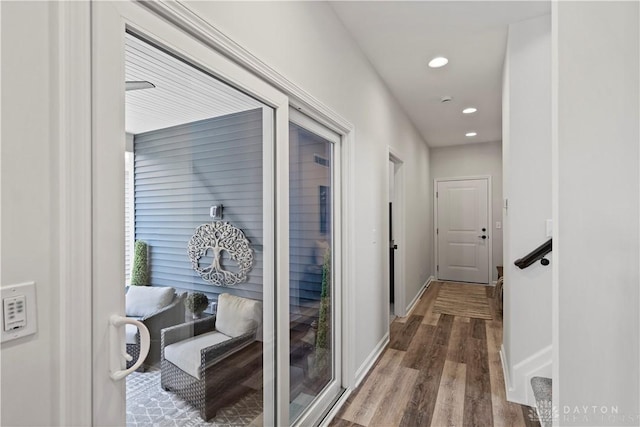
[500,344,514,395]
[354,332,389,388]
[502,345,552,407]
[404,276,434,316]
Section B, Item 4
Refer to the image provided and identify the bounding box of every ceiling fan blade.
[125,81,156,91]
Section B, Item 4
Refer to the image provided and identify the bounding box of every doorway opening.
[388,151,404,320]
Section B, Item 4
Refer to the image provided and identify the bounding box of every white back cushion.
[215,293,262,338]
[126,286,175,317]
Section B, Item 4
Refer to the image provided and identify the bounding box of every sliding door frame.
[58,1,356,425]
[91,2,288,426]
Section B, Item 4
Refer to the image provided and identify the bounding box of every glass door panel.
[122,31,271,426]
[289,115,340,423]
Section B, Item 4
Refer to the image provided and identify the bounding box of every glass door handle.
[109,315,150,381]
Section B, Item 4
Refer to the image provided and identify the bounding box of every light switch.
[1,282,37,343]
[496,221,502,229]
[546,219,553,237]
[3,295,27,331]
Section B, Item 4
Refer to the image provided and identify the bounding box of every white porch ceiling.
[330,1,550,147]
[125,33,261,135]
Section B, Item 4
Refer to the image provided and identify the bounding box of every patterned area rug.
[432,282,493,320]
[127,368,262,427]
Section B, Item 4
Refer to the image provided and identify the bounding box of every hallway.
[330,282,539,427]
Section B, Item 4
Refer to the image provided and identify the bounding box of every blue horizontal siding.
[134,109,265,303]
[289,123,333,304]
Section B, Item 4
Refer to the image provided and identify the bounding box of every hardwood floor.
[330,281,540,427]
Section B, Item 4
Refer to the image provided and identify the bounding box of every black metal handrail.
[514,238,552,269]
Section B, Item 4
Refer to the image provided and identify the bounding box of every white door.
[92,2,288,425]
[436,178,490,284]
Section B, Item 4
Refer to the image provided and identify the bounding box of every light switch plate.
[546,219,553,238]
[1,282,37,343]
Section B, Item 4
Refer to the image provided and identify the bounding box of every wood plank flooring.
[330,281,540,427]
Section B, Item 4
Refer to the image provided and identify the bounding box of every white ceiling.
[330,1,550,147]
[125,33,261,134]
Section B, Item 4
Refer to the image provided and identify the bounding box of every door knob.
[478,235,487,239]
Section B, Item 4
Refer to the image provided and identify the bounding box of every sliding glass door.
[92,3,285,425]
[91,3,343,427]
[289,111,343,424]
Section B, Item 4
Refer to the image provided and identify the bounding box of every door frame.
[387,148,406,316]
[57,1,356,425]
[433,175,493,284]
[92,3,288,425]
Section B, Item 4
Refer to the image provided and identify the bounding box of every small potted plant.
[130,241,150,286]
[185,292,209,319]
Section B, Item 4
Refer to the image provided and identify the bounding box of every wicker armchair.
[125,288,186,370]
[160,294,262,421]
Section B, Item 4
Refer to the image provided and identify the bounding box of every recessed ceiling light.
[428,56,449,68]
[466,132,477,137]
[463,107,477,114]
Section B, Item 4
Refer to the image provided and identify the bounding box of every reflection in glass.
[289,122,333,421]
[124,32,267,426]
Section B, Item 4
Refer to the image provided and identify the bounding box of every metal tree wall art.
[187,221,254,286]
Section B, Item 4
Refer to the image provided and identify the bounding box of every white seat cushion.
[215,294,262,338]
[164,331,231,379]
[126,286,175,317]
[125,324,138,345]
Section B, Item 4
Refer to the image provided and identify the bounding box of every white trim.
[55,2,93,425]
[388,148,406,316]
[502,345,553,406]
[500,344,513,395]
[354,332,389,388]
[139,1,353,134]
[433,175,493,284]
[343,129,357,390]
[550,2,561,422]
[290,109,341,144]
[261,106,277,426]
[274,101,291,427]
[404,276,434,318]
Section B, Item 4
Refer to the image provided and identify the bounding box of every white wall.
[430,141,503,281]
[502,14,553,406]
[184,1,433,381]
[0,3,433,425]
[1,2,59,426]
[554,2,639,423]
